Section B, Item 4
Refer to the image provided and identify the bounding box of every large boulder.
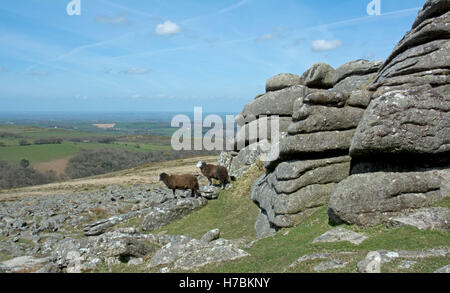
[350,86,450,157]
[142,198,207,232]
[328,170,450,226]
[251,156,351,228]
[266,73,304,92]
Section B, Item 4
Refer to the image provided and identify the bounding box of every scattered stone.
[314,259,348,272]
[398,260,417,270]
[357,251,381,273]
[200,229,221,243]
[434,264,450,273]
[0,256,50,273]
[141,197,207,232]
[312,228,368,245]
[148,237,249,271]
[387,207,450,230]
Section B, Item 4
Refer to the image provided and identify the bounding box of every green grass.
[0,141,172,164]
[155,161,265,241]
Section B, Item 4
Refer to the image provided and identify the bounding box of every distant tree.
[20,159,30,169]
[19,139,31,146]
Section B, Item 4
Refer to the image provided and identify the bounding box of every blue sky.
[0,0,426,113]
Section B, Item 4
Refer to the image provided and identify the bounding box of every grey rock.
[272,207,321,228]
[279,129,356,157]
[312,228,368,245]
[302,90,348,107]
[273,162,349,194]
[357,251,381,273]
[234,117,291,149]
[398,260,417,270]
[387,207,450,230]
[289,106,364,134]
[377,248,450,263]
[347,90,373,108]
[287,253,332,270]
[275,156,351,180]
[173,244,249,271]
[301,63,336,89]
[314,259,348,272]
[127,257,144,266]
[141,197,207,232]
[148,237,249,270]
[0,256,50,273]
[217,151,235,171]
[371,11,450,90]
[240,85,310,121]
[200,229,221,243]
[350,86,450,157]
[83,209,149,236]
[434,264,450,273]
[266,73,304,92]
[328,170,450,226]
[273,184,337,215]
[230,140,271,178]
[234,114,245,127]
[332,59,383,85]
[412,0,450,29]
[333,73,376,93]
[199,186,220,200]
[254,211,278,238]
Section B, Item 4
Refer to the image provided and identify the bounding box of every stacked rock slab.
[251,78,367,231]
[328,0,450,227]
[221,75,314,179]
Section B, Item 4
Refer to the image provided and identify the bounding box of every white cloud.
[120,67,150,75]
[311,39,343,52]
[155,21,181,36]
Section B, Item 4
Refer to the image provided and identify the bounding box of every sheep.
[197,161,235,189]
[158,173,199,197]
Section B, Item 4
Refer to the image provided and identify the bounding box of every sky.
[0,0,427,113]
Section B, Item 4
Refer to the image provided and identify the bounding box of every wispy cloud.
[96,14,130,26]
[155,21,181,36]
[217,0,250,15]
[0,66,7,72]
[311,39,343,52]
[120,67,151,75]
[183,0,251,24]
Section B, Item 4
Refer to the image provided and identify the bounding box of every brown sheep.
[197,161,235,189]
[158,173,199,197]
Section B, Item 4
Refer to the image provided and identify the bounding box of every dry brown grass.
[0,156,217,202]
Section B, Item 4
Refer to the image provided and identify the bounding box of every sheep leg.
[208,178,212,186]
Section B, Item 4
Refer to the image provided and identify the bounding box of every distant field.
[0,141,172,164]
[0,125,172,166]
